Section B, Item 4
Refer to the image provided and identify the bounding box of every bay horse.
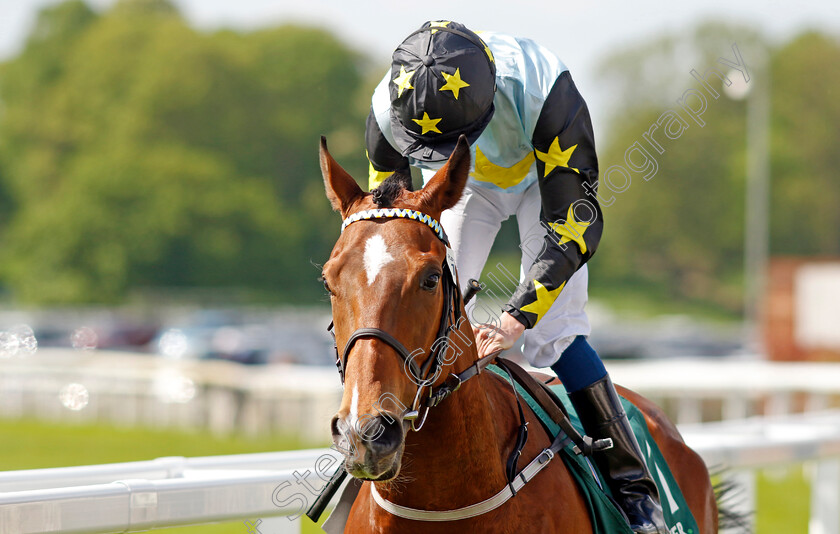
[319,135,719,533]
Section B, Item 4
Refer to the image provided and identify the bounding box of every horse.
[319,134,720,533]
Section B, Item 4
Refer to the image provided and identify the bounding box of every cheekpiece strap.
[341,209,449,245]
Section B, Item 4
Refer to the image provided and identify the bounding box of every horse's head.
[320,135,471,481]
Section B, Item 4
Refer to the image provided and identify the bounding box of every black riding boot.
[569,376,669,534]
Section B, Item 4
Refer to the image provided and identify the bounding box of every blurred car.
[148,310,334,366]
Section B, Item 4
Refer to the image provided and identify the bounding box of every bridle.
[329,208,483,431]
[311,208,611,524]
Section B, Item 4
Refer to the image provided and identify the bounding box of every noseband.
[329,208,464,430]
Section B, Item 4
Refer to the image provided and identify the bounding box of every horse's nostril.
[364,415,404,456]
[330,415,341,438]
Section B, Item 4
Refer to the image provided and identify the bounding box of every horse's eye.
[321,275,333,295]
[421,272,441,291]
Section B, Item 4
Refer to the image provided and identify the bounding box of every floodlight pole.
[743,49,770,352]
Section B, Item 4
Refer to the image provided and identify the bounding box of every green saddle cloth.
[488,365,699,534]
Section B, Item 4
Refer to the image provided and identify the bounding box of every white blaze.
[349,384,360,428]
[363,234,394,285]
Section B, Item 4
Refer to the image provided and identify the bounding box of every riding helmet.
[389,21,496,162]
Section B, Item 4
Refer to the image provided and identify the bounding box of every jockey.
[365,21,668,534]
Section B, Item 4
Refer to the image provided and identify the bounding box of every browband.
[341,208,448,245]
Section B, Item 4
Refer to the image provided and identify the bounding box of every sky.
[1,0,838,132]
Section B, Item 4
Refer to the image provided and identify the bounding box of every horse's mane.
[371,172,413,207]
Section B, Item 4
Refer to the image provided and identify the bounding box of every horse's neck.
[375,340,509,508]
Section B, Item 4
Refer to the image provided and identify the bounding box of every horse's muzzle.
[331,412,405,480]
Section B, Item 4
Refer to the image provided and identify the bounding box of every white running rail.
[1,411,839,534]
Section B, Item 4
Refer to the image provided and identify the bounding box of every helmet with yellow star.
[389,21,496,162]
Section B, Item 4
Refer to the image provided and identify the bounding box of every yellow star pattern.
[392,65,415,97]
[547,204,592,254]
[520,280,566,324]
[535,137,579,177]
[412,112,443,134]
[429,20,451,34]
[474,31,495,63]
[472,147,534,189]
[439,68,470,99]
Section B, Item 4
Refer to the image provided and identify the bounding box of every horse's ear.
[418,135,471,215]
[320,136,364,216]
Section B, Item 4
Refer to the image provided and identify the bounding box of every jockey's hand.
[472,311,526,359]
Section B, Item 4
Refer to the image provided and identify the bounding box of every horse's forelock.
[371,172,413,208]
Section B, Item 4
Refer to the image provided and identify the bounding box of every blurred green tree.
[589,23,840,315]
[769,32,840,256]
[0,0,368,303]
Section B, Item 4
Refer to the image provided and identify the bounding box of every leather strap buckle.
[538,448,554,464]
[447,372,463,392]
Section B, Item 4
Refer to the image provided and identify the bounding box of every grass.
[754,467,811,533]
[0,417,325,533]
[0,417,819,533]
[0,418,312,471]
